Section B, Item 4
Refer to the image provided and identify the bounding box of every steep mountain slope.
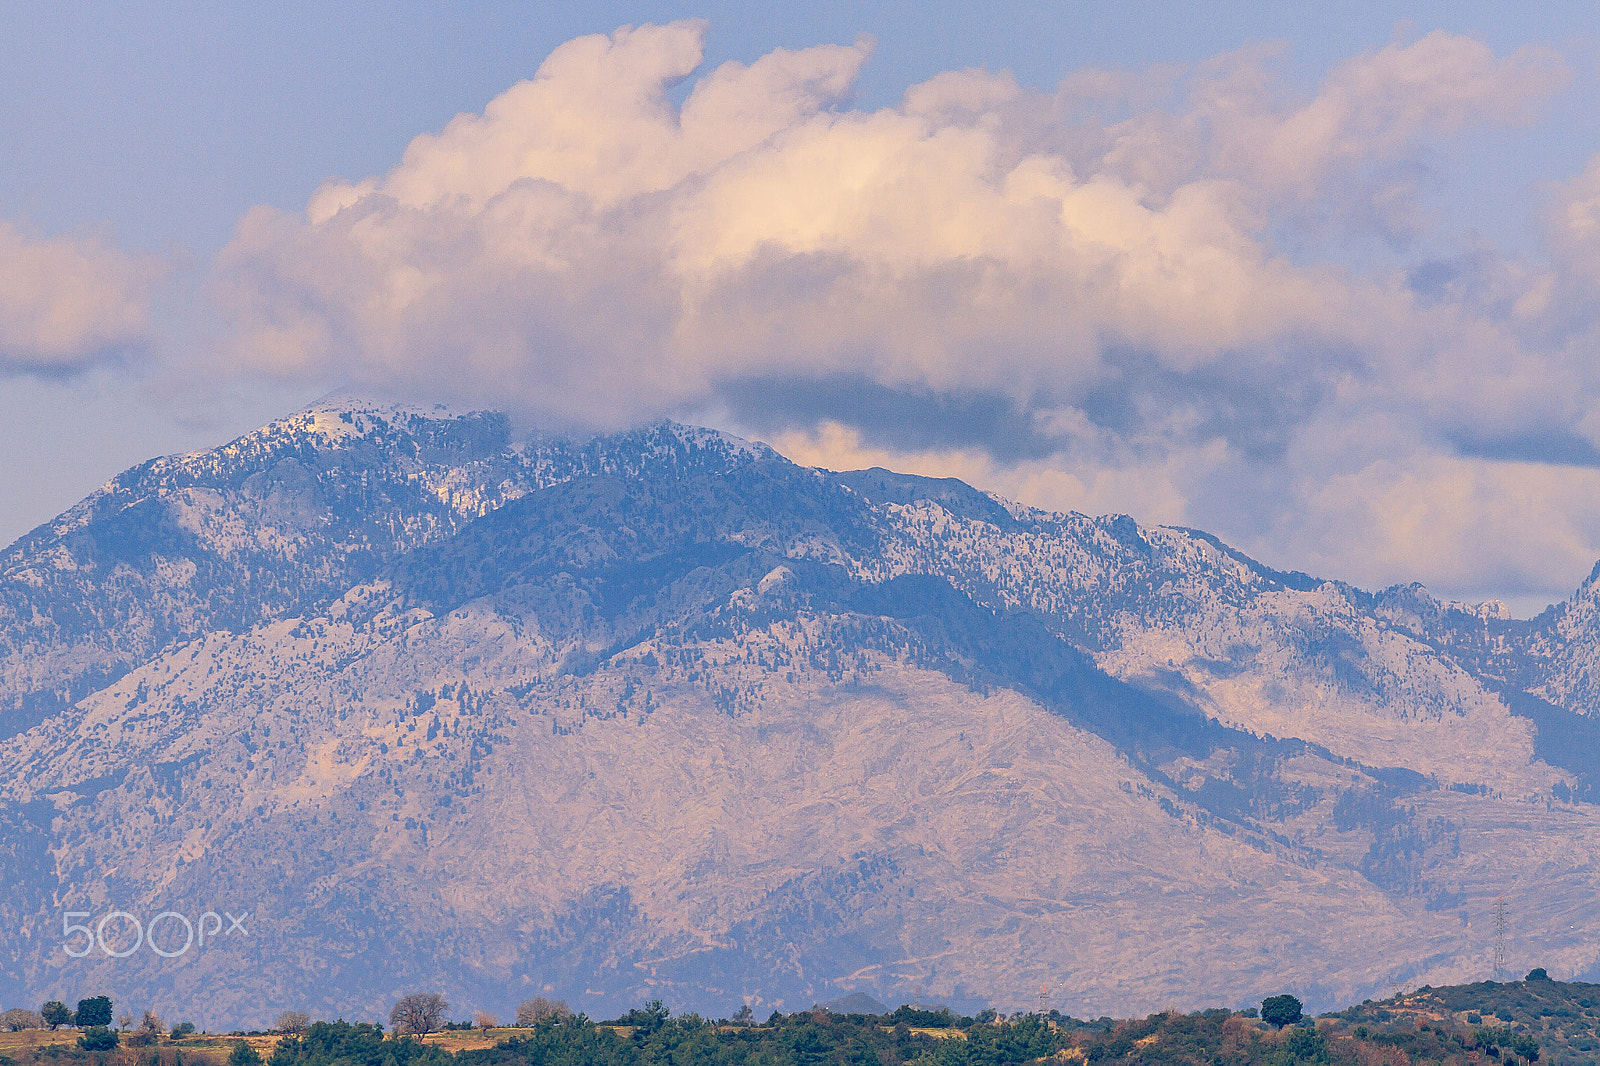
[0,403,768,740]
[841,475,1600,797]
[0,404,513,739]
[0,400,1597,1028]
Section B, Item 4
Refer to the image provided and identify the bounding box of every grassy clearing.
[0,1031,79,1055]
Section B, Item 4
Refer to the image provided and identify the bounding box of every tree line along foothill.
[0,995,209,1054]
[263,997,1549,1066]
[6,975,1589,1066]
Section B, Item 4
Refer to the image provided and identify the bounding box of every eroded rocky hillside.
[1,399,1596,1028]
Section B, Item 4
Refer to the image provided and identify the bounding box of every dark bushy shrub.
[887,1006,956,1028]
[268,1021,453,1066]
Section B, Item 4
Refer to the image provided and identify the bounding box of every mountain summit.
[2,399,1598,1027]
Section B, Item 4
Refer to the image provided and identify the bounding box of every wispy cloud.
[210,20,1600,607]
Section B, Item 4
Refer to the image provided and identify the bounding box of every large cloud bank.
[215,21,1600,607]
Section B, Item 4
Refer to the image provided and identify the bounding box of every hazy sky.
[5,2,1600,615]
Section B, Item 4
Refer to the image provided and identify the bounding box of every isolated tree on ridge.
[129,1010,164,1046]
[389,993,449,1035]
[1,1009,44,1031]
[1260,994,1303,1027]
[75,997,112,1029]
[514,998,570,1026]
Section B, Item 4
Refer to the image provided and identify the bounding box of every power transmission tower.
[1493,894,1508,981]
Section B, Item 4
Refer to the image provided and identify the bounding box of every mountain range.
[1,398,1598,1029]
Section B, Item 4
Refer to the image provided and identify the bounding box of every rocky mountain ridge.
[1,399,1597,1028]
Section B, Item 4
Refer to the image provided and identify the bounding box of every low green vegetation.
[1328,971,1600,1063]
[271,1023,450,1066]
[73,1028,116,1052]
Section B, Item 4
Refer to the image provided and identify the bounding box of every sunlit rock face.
[2,399,1598,1029]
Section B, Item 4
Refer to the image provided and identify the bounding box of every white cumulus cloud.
[213,21,1600,609]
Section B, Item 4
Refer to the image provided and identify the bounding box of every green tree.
[229,1040,263,1066]
[788,1024,831,1066]
[1260,995,1303,1028]
[77,1027,118,1051]
[1478,1028,1542,1062]
[621,1000,670,1037]
[1277,1026,1328,1063]
[75,997,113,1028]
[40,1002,72,1030]
[849,1040,884,1066]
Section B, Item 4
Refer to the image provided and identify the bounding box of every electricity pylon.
[1493,894,1508,981]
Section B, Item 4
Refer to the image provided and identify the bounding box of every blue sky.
[5,3,1597,253]
[4,2,1600,613]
